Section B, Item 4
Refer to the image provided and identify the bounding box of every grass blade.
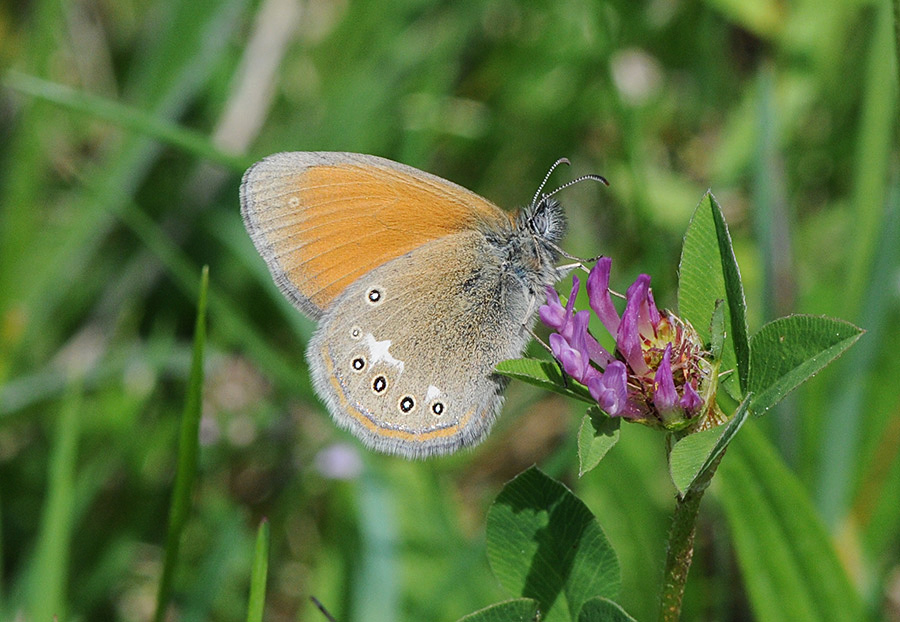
[845,0,897,311]
[817,178,900,525]
[717,422,864,621]
[1,71,251,170]
[247,519,270,622]
[153,266,208,622]
[27,380,82,622]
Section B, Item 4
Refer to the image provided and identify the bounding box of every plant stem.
[658,453,724,621]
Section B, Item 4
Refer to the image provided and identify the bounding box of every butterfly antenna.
[543,173,609,202]
[532,157,572,207]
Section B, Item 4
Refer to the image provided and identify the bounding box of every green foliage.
[668,396,750,495]
[486,467,621,621]
[27,382,82,622]
[455,599,539,622]
[748,315,864,416]
[717,423,865,621]
[577,408,621,477]
[577,597,637,622]
[0,0,897,620]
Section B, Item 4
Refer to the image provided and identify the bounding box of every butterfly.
[240,152,605,458]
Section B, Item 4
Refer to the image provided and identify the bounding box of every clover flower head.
[540,258,717,430]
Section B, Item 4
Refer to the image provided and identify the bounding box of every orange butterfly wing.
[240,152,513,318]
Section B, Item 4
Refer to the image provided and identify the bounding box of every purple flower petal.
[680,381,703,413]
[569,309,615,367]
[549,331,567,360]
[632,275,657,338]
[587,258,620,335]
[558,277,581,341]
[539,286,567,332]
[617,275,652,374]
[566,277,580,315]
[646,288,661,329]
[543,278,583,339]
[549,333,590,384]
[587,361,629,416]
[653,343,678,412]
[584,333,615,367]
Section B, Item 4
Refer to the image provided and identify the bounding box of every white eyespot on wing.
[425,385,442,402]
[364,333,405,373]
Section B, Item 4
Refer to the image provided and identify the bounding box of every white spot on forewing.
[426,385,441,401]
[364,333,405,373]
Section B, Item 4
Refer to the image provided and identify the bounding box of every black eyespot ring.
[431,402,444,416]
[399,396,415,413]
[372,375,387,394]
[351,357,366,372]
[367,288,382,304]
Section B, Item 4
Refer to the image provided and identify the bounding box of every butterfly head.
[523,158,608,245]
[519,158,609,258]
[521,195,568,245]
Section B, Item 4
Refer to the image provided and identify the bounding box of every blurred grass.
[27,379,82,622]
[0,0,898,620]
[1,71,250,171]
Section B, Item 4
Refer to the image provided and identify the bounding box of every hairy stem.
[658,453,724,621]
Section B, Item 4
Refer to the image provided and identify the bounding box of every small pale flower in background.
[541,258,720,430]
[314,443,363,480]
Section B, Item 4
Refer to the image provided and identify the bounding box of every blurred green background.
[1,0,898,620]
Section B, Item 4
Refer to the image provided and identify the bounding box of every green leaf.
[497,358,595,404]
[153,266,208,622]
[678,191,750,397]
[668,395,751,495]
[486,467,620,622]
[456,599,540,622]
[577,597,637,622]
[708,299,726,361]
[577,408,621,477]
[246,519,270,622]
[748,315,864,416]
[716,422,864,621]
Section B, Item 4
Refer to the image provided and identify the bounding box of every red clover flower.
[541,258,720,430]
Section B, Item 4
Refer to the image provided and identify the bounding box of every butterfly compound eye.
[534,198,567,243]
